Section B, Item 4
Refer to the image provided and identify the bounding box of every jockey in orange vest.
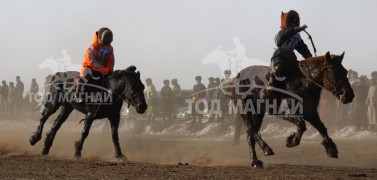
[76,27,114,102]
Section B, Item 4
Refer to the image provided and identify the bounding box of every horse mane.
[110,65,138,79]
[301,52,343,64]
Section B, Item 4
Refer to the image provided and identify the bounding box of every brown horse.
[228,52,354,168]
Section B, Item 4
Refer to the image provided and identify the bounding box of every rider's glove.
[295,25,308,32]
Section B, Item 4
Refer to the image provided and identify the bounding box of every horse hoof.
[329,153,338,158]
[115,153,124,158]
[116,154,128,162]
[321,139,338,158]
[29,135,40,146]
[41,148,49,155]
[74,152,81,158]
[251,160,264,168]
[264,147,275,156]
[286,133,299,148]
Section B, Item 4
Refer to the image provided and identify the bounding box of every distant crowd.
[319,70,377,131]
[144,73,231,124]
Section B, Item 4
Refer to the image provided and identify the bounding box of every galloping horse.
[228,52,354,168]
[29,66,147,158]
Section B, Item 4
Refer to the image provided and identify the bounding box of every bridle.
[299,60,346,97]
[107,71,144,108]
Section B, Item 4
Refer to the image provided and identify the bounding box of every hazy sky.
[1,0,376,91]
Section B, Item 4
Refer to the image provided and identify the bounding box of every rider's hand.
[297,25,308,32]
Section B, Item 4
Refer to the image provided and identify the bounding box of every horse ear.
[125,65,137,73]
[137,71,140,77]
[325,51,331,64]
[339,51,345,63]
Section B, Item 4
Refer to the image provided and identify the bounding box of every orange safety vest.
[81,33,114,76]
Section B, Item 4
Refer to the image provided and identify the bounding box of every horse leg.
[42,105,73,155]
[305,112,338,158]
[74,113,94,158]
[108,115,126,159]
[252,113,274,156]
[243,111,273,168]
[242,113,263,168]
[284,99,307,147]
[233,115,243,145]
[280,116,306,148]
[244,98,274,156]
[30,101,61,146]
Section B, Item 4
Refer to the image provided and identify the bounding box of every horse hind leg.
[252,113,274,156]
[243,112,273,168]
[29,99,62,146]
[42,105,73,155]
[233,115,243,145]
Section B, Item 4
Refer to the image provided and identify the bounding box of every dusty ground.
[0,119,377,179]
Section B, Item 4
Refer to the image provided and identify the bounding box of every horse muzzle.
[339,92,354,104]
[133,96,147,114]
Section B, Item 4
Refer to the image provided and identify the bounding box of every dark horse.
[228,52,354,168]
[29,66,147,158]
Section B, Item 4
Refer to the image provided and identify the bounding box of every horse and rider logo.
[38,50,99,90]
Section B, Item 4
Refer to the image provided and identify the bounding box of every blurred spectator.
[8,82,16,119]
[206,77,216,122]
[366,71,377,131]
[352,75,369,130]
[171,78,182,114]
[29,78,39,103]
[191,76,206,123]
[0,81,9,118]
[319,90,337,127]
[15,76,24,116]
[145,78,158,122]
[160,80,175,121]
[336,70,357,128]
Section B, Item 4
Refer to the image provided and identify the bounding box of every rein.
[303,30,317,57]
[106,71,143,108]
[298,60,345,96]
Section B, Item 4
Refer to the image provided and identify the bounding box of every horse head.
[322,52,355,104]
[108,66,147,114]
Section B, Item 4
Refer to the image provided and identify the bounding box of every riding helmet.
[281,10,300,29]
[97,27,113,45]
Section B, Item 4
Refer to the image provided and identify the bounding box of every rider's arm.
[295,40,313,59]
[275,28,299,46]
[103,49,115,75]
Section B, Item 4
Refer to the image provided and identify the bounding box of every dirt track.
[1,155,376,179]
[1,119,377,179]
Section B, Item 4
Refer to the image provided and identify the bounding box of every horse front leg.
[42,105,73,155]
[305,112,338,158]
[108,115,126,159]
[280,116,306,148]
[30,101,61,146]
[74,113,94,158]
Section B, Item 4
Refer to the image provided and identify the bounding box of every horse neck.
[106,71,125,97]
[299,57,326,91]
